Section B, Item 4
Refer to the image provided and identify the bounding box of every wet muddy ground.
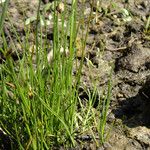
[0,0,150,149]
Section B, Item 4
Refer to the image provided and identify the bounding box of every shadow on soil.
[113,77,150,128]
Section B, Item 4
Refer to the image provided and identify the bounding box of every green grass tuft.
[0,0,112,149]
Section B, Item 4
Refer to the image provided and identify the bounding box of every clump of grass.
[0,0,112,149]
[0,0,9,34]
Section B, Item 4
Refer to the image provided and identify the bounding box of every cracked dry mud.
[0,0,150,149]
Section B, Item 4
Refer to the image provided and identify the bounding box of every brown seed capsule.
[56,2,65,13]
[28,87,34,99]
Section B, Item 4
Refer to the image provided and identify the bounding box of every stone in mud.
[118,43,150,72]
[129,126,150,147]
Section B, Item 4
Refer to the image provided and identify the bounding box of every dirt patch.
[0,0,150,149]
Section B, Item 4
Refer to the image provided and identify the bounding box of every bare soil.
[0,0,150,149]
